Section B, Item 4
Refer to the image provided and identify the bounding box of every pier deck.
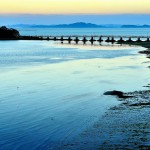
[1,35,150,44]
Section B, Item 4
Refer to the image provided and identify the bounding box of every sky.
[0,0,150,25]
[1,0,150,14]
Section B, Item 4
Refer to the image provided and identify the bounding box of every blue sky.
[0,14,150,25]
[0,0,150,25]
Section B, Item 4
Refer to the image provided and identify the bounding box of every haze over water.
[0,28,150,149]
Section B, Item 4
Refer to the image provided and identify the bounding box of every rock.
[139,50,150,55]
[0,26,20,39]
[104,90,133,98]
[130,102,150,107]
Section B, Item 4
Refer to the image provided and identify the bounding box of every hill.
[0,26,20,39]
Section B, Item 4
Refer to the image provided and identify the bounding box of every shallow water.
[16,27,150,36]
[0,40,149,149]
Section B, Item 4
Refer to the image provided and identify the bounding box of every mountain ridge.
[8,22,150,28]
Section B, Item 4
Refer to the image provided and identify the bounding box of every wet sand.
[61,90,150,149]
[0,41,149,149]
[60,42,150,149]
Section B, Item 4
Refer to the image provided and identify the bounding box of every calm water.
[16,27,150,36]
[0,28,150,149]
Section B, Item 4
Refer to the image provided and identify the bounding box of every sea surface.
[16,27,150,36]
[0,28,150,149]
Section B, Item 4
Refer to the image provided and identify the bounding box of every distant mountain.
[10,22,105,28]
[122,25,150,28]
[9,23,150,28]
[50,22,104,28]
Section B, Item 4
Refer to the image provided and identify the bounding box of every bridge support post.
[68,37,72,44]
[146,37,150,42]
[89,36,96,44]
[137,37,142,42]
[111,37,115,43]
[118,37,124,43]
[82,37,87,44]
[74,37,79,44]
[60,36,64,42]
[127,37,132,42]
[53,37,57,41]
[105,37,110,42]
[90,36,94,44]
[98,36,103,42]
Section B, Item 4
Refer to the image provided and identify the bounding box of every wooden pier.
[14,35,150,44]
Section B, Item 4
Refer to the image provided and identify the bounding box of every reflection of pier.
[20,35,150,44]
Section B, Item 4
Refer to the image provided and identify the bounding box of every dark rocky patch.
[104,90,133,98]
[139,50,150,55]
[0,26,20,39]
[143,86,150,88]
[130,102,150,107]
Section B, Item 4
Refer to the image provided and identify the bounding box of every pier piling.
[19,35,150,44]
[127,37,132,42]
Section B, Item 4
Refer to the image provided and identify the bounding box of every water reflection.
[0,40,149,149]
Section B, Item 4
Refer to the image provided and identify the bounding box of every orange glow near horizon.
[0,0,150,14]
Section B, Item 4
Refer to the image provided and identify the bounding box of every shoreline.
[118,41,150,58]
[62,42,150,149]
[0,38,149,149]
[63,91,150,149]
